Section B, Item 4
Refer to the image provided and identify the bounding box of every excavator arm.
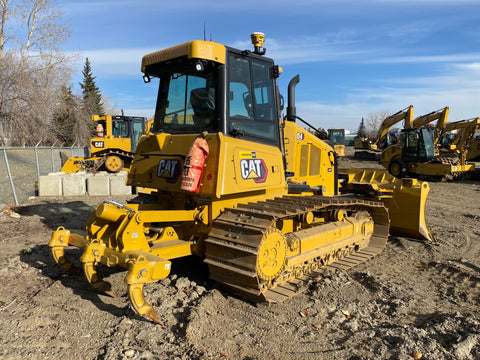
[412,107,449,129]
[372,105,414,149]
[446,118,480,155]
[412,107,449,152]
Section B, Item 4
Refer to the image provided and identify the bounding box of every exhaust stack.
[287,74,300,122]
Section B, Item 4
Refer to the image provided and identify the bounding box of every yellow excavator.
[440,118,480,160]
[381,107,449,164]
[354,106,414,160]
[380,114,476,181]
[412,106,449,154]
[49,33,434,323]
[61,115,153,173]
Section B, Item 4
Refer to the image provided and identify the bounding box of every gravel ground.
[0,152,479,360]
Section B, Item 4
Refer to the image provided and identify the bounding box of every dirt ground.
[0,153,479,360]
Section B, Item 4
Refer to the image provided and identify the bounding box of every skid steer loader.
[49,33,434,323]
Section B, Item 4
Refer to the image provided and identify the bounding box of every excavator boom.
[412,107,449,129]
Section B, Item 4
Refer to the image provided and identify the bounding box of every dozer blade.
[59,156,102,173]
[59,157,85,173]
[339,169,435,241]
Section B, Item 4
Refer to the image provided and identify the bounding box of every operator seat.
[190,87,215,127]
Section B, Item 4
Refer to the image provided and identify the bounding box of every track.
[92,150,134,172]
[204,196,389,303]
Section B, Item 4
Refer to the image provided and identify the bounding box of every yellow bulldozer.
[61,114,153,173]
[49,33,434,323]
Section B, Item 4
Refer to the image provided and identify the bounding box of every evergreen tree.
[51,85,77,145]
[357,117,366,138]
[78,58,105,136]
[79,58,104,113]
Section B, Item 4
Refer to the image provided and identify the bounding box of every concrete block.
[38,174,63,196]
[87,173,110,196]
[110,171,132,195]
[62,173,90,196]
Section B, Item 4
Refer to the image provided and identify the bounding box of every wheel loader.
[49,33,434,323]
[60,115,153,173]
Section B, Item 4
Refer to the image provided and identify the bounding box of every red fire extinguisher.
[180,137,209,193]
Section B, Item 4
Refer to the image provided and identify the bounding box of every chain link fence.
[0,146,89,207]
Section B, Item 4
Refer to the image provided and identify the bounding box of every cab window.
[112,120,127,137]
[153,62,217,134]
[131,121,144,151]
[228,53,278,145]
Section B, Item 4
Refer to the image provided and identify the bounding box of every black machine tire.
[388,159,407,178]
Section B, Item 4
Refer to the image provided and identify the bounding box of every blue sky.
[58,0,480,132]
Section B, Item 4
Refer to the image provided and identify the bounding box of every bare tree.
[0,0,75,146]
[364,110,391,137]
[0,0,16,59]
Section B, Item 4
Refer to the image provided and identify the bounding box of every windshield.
[112,120,128,137]
[153,61,217,133]
[131,121,144,151]
[420,128,435,158]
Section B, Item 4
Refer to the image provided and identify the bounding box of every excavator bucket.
[338,169,434,241]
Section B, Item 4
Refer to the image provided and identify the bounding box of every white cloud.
[121,108,155,119]
[74,48,160,75]
[296,63,480,132]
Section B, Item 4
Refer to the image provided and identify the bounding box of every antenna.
[203,22,206,41]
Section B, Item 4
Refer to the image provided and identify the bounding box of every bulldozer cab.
[146,42,281,149]
[107,115,147,152]
[401,127,436,162]
[88,115,150,164]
